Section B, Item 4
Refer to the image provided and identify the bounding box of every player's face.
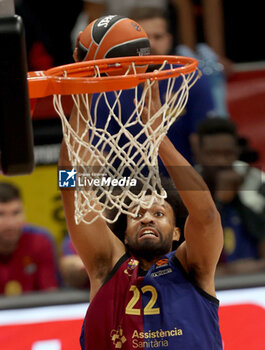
[0,199,25,254]
[137,17,173,55]
[125,197,179,261]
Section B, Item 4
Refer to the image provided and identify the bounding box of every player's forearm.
[58,99,92,169]
[158,136,217,222]
[58,138,70,168]
[58,106,78,169]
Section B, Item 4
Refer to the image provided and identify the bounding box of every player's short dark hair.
[197,117,238,146]
[108,175,187,244]
[0,182,22,203]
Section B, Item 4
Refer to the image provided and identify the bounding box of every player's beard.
[126,229,173,262]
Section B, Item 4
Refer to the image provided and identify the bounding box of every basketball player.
[59,81,223,349]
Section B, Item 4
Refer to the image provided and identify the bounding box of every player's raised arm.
[159,138,223,295]
[145,82,223,296]
[58,99,125,298]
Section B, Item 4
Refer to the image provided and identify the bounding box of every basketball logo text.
[136,47,151,56]
[130,22,142,32]
[97,15,116,28]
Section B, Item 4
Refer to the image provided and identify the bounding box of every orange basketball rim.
[27,55,198,99]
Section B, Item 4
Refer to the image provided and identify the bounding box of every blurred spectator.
[176,0,264,67]
[73,2,228,116]
[82,0,174,19]
[174,0,233,75]
[192,117,265,275]
[128,7,216,166]
[0,182,59,295]
[170,0,229,116]
[72,0,179,50]
[60,234,90,289]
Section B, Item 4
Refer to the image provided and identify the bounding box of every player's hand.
[141,80,162,132]
[73,31,83,62]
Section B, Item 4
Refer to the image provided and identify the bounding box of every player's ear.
[173,227,181,241]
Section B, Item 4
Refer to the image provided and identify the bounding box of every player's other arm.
[142,82,222,295]
[58,100,125,296]
[158,137,223,296]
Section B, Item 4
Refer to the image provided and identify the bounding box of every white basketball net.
[54,60,200,224]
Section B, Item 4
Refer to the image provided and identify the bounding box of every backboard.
[0,0,34,175]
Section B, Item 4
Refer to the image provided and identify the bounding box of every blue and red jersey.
[81,251,222,349]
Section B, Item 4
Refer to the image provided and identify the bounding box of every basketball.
[77,15,150,74]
